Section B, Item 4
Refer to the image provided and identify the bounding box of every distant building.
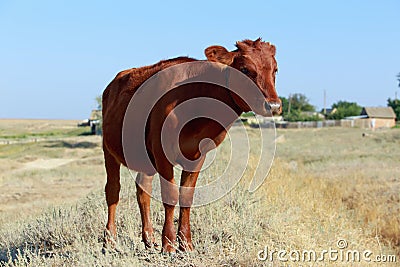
[77,109,102,135]
[321,107,337,117]
[360,107,396,129]
[341,107,396,129]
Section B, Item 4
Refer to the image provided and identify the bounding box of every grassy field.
[0,120,399,266]
[0,119,88,141]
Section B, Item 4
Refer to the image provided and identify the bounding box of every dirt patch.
[0,135,104,225]
[21,158,75,170]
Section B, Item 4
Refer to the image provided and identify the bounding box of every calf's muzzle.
[265,101,282,115]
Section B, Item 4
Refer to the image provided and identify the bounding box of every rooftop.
[360,107,396,119]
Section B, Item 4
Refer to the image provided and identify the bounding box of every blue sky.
[0,1,399,119]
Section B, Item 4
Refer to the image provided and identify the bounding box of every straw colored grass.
[0,122,398,266]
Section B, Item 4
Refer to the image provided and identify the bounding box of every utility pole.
[288,94,291,114]
[396,72,399,105]
[323,90,327,115]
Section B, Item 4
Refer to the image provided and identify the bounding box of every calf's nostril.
[268,103,281,111]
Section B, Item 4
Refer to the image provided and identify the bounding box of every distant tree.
[283,109,300,122]
[387,98,400,121]
[390,72,400,121]
[95,95,102,110]
[288,93,315,112]
[283,109,322,122]
[279,96,289,116]
[241,111,255,117]
[279,93,317,121]
[327,101,362,120]
[279,94,315,115]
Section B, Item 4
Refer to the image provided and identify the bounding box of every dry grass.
[0,122,399,266]
[275,127,400,250]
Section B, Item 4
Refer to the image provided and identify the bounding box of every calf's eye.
[240,67,249,74]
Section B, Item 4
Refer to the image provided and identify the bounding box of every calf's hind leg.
[136,172,157,248]
[103,149,121,249]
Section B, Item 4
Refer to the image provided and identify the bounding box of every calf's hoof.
[178,232,194,252]
[178,241,194,252]
[161,242,176,254]
[142,230,159,250]
[102,229,123,254]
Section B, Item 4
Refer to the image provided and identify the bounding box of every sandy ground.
[0,133,105,225]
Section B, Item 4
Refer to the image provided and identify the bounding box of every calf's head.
[205,38,282,115]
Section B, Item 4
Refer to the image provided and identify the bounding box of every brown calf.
[102,38,281,253]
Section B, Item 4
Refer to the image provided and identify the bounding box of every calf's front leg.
[159,164,179,253]
[178,170,200,251]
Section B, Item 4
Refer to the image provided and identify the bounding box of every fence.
[274,120,340,129]
[248,119,382,129]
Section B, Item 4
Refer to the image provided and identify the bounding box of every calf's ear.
[205,45,237,65]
